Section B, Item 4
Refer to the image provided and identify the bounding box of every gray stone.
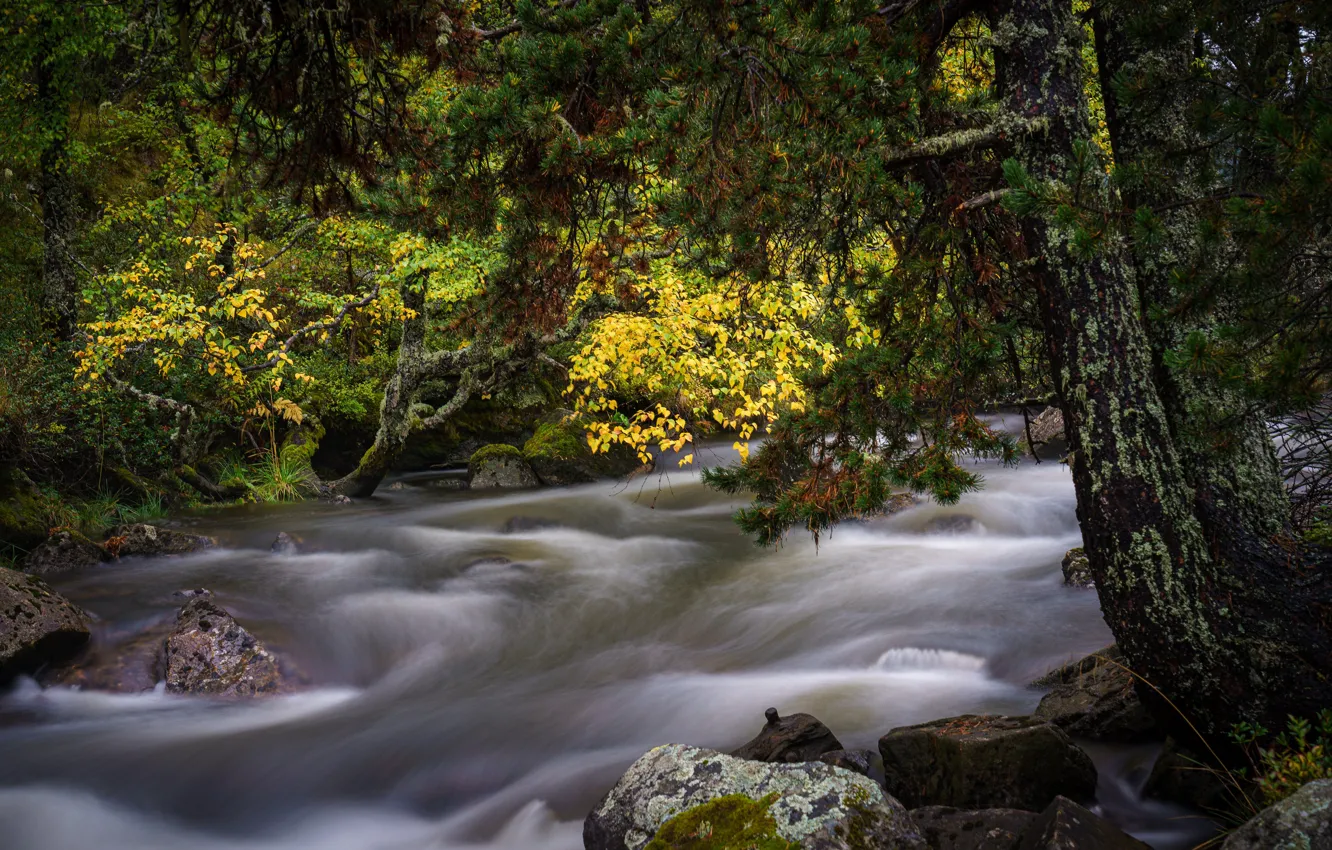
[910,806,1037,850]
[159,597,281,697]
[270,532,300,556]
[1033,646,1158,742]
[468,446,539,489]
[1019,796,1151,850]
[1061,549,1094,588]
[584,743,926,850]
[818,749,876,779]
[732,708,844,764]
[1223,779,1332,850]
[0,566,91,683]
[1026,408,1065,445]
[22,530,107,576]
[879,715,1097,812]
[111,523,213,558]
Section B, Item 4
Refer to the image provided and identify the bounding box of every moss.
[644,794,797,850]
[469,443,523,466]
[522,421,584,461]
[0,467,57,550]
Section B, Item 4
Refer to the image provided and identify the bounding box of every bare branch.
[242,284,381,373]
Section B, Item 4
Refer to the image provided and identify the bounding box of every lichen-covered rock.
[584,744,926,850]
[522,421,641,486]
[1022,796,1151,850]
[0,566,91,683]
[910,806,1036,850]
[1223,779,1332,850]
[22,530,107,576]
[879,715,1097,812]
[159,597,281,697]
[732,708,845,765]
[1033,646,1158,742]
[111,523,214,558]
[1060,549,1093,588]
[467,444,539,489]
[1026,408,1065,445]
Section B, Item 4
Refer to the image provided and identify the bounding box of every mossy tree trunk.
[36,56,79,341]
[994,0,1332,736]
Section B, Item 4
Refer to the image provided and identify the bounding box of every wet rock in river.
[270,532,300,556]
[732,707,845,764]
[1033,646,1159,742]
[817,749,876,779]
[110,523,213,558]
[1021,796,1151,850]
[584,743,926,850]
[1223,779,1332,850]
[159,597,280,697]
[1061,548,1094,588]
[22,530,108,576]
[879,715,1097,812]
[467,444,539,489]
[522,420,642,486]
[910,806,1037,850]
[43,619,173,693]
[0,566,91,684]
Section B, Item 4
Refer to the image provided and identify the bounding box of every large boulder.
[467,444,539,489]
[522,421,642,486]
[910,806,1037,850]
[584,744,926,850]
[1032,646,1158,742]
[1223,779,1332,849]
[732,708,845,764]
[159,597,281,696]
[1060,549,1094,588]
[1019,797,1151,850]
[879,715,1097,811]
[0,566,91,683]
[110,523,213,558]
[22,530,108,576]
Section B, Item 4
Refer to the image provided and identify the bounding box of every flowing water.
[0,445,1215,849]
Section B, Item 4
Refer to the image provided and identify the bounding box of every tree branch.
[242,284,381,373]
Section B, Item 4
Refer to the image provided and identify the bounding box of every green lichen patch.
[523,422,584,461]
[645,794,797,850]
[469,443,524,465]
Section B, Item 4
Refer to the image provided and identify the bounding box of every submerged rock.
[499,516,566,534]
[22,530,108,576]
[879,715,1097,811]
[584,743,926,850]
[1060,549,1094,588]
[1223,779,1332,849]
[1021,796,1151,850]
[1032,646,1158,742]
[732,707,845,764]
[110,523,213,558]
[270,532,300,556]
[0,566,91,683]
[909,806,1037,850]
[159,597,281,697]
[43,620,172,693]
[467,444,539,489]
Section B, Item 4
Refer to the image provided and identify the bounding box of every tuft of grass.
[75,492,123,536]
[251,451,318,502]
[116,492,168,524]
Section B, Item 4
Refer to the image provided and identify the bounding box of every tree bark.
[994,0,1332,737]
[37,58,78,340]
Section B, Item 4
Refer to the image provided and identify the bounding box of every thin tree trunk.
[37,58,78,339]
[995,0,1332,736]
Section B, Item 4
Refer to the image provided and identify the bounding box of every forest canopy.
[1,0,1330,740]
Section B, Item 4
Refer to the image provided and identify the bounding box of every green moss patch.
[522,422,585,461]
[469,443,524,465]
[645,794,798,850]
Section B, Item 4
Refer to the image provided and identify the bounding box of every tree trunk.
[37,59,78,340]
[994,0,1332,737]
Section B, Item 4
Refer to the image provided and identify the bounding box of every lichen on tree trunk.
[994,0,1332,737]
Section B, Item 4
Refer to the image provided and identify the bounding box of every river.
[0,446,1215,849]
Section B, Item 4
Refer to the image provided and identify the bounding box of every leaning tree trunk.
[994,0,1332,737]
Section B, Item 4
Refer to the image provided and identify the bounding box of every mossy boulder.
[522,421,642,486]
[1060,548,1094,588]
[22,530,108,577]
[584,743,926,850]
[1223,779,1332,849]
[0,566,92,684]
[0,466,53,552]
[1032,645,1158,742]
[468,444,539,489]
[878,715,1097,812]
